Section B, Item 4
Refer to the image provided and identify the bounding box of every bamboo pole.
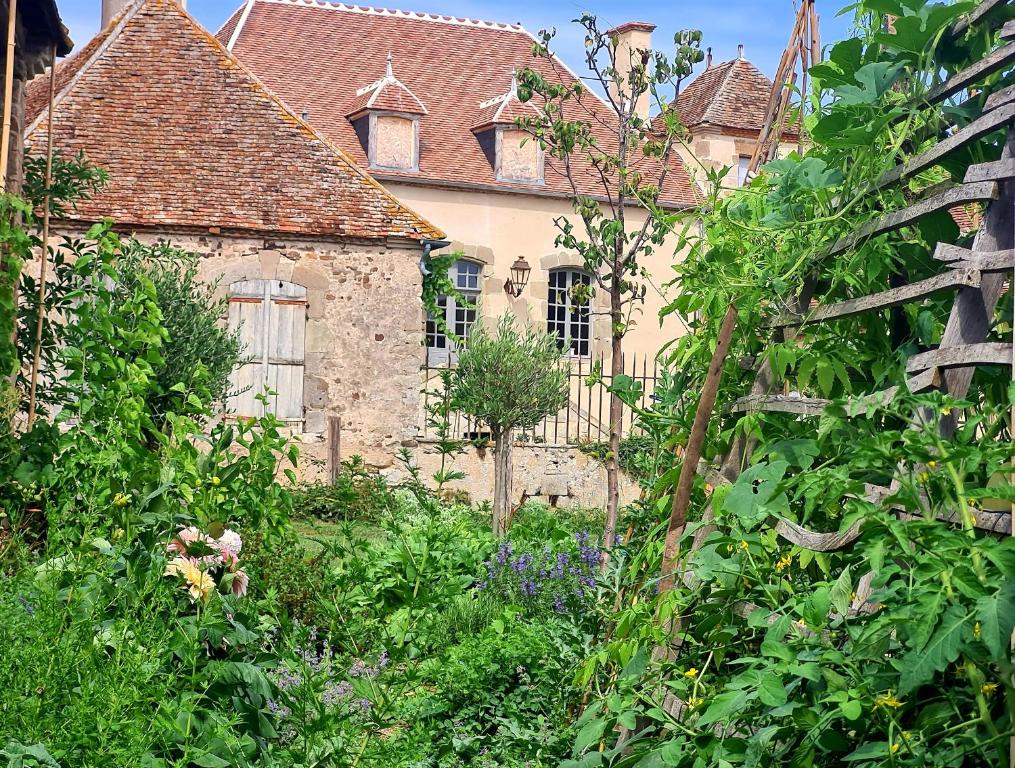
[747,4,807,174]
[26,44,56,429]
[0,0,17,191]
[659,302,738,593]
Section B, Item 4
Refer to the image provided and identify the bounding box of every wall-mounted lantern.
[504,256,532,298]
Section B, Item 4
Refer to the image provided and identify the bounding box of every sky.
[56,0,857,81]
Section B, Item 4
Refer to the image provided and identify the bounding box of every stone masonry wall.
[51,224,425,476]
[407,441,641,509]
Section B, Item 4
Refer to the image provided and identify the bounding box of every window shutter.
[226,279,307,423]
[227,279,268,418]
[267,281,307,422]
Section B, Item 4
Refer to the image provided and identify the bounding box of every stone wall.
[406,440,641,509]
[50,224,426,475]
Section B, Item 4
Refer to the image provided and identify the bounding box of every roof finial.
[510,67,518,97]
[706,46,713,68]
[737,43,744,60]
[386,51,394,80]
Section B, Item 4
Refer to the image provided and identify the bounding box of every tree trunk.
[492,428,513,537]
[602,279,624,561]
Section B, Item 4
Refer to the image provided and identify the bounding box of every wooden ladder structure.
[716,7,1015,541]
[642,0,1015,740]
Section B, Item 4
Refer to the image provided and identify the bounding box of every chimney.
[102,0,186,28]
[607,21,656,120]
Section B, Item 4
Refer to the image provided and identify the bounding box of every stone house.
[217,0,705,364]
[24,0,446,474]
[25,0,795,506]
[675,48,803,187]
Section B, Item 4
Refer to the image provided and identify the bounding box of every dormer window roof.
[347,53,428,120]
[472,70,544,185]
[470,69,540,133]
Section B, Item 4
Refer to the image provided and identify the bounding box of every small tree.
[518,17,704,555]
[452,313,568,536]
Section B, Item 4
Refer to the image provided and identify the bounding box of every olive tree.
[451,313,568,536]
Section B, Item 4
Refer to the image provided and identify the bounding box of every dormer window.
[348,54,426,173]
[472,70,544,185]
[498,128,542,184]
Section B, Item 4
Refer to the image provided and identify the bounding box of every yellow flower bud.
[211,476,221,487]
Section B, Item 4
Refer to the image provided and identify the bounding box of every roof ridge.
[251,0,524,31]
[26,0,144,138]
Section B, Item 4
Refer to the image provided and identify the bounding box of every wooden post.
[659,302,738,592]
[327,415,341,483]
[26,44,56,430]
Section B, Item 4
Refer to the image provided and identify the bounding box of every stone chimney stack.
[102,0,186,28]
[607,21,656,121]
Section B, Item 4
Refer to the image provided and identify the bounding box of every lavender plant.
[479,532,601,619]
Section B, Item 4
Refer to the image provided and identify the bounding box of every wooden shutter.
[267,281,307,421]
[226,279,306,423]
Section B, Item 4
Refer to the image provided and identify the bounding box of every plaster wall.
[384,181,693,361]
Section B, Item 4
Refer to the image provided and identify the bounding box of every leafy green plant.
[291,456,393,523]
[117,241,242,426]
[451,313,568,536]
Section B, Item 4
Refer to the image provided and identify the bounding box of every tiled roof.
[677,57,800,136]
[220,0,699,207]
[24,0,443,241]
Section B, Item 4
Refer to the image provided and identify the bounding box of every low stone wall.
[387,441,641,509]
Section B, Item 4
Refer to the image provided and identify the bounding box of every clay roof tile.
[24,0,442,241]
[220,0,698,207]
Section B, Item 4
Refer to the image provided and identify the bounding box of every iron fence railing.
[419,352,659,446]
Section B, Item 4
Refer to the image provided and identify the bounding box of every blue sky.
[57,0,856,80]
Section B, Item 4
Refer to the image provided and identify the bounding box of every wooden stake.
[26,44,57,430]
[659,302,738,592]
[0,0,18,191]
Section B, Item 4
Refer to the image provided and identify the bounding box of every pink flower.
[215,529,243,568]
[231,569,249,598]
[167,526,206,555]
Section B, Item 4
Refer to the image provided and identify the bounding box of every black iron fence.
[419,352,660,446]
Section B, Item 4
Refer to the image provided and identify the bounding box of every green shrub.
[416,618,584,764]
[117,240,242,425]
[292,456,394,522]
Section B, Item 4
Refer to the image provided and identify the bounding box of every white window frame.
[547,267,591,357]
[426,259,481,364]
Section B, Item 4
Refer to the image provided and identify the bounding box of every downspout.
[418,237,451,276]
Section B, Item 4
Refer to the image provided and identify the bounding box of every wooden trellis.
[637,0,1015,739]
[716,3,1015,545]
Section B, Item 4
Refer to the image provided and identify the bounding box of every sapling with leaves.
[451,313,568,536]
[517,16,704,555]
